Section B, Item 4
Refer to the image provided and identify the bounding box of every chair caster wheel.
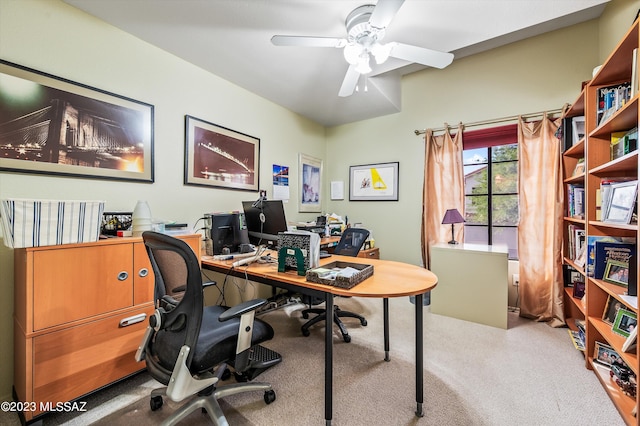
[150,395,163,411]
[221,367,231,381]
[301,328,310,337]
[264,389,276,404]
[361,319,368,326]
[343,335,351,343]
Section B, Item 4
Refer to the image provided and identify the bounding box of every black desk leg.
[325,293,334,425]
[383,298,390,361]
[415,293,424,418]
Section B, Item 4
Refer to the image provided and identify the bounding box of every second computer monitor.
[241,199,288,247]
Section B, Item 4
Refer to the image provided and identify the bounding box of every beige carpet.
[1,297,626,425]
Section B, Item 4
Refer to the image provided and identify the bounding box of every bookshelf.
[562,18,639,424]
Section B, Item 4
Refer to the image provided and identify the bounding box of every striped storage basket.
[0,199,105,248]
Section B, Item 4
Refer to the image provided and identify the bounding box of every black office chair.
[300,228,370,343]
[136,231,281,425]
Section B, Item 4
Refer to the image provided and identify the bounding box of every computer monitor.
[208,212,250,255]
[241,199,288,248]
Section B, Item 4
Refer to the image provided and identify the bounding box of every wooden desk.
[201,253,437,424]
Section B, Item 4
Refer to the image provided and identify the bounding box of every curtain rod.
[413,107,567,136]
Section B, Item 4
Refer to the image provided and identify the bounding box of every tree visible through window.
[463,143,519,259]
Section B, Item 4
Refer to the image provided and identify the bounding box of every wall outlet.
[512,274,520,286]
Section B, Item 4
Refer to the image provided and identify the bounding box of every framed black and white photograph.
[298,153,322,213]
[603,259,629,287]
[602,180,638,224]
[349,161,399,201]
[0,60,154,182]
[184,115,260,191]
[612,308,637,338]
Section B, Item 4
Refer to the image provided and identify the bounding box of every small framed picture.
[602,180,638,224]
[612,308,637,338]
[593,341,617,367]
[602,296,627,325]
[603,259,630,287]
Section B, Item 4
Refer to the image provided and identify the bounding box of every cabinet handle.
[117,271,129,281]
[119,313,147,327]
[138,268,149,278]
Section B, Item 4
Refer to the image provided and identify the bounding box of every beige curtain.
[421,124,465,269]
[517,115,564,326]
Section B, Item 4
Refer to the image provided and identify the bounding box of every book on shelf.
[567,184,584,218]
[597,82,632,126]
[610,127,638,161]
[585,235,636,278]
[568,329,585,351]
[567,224,586,263]
[593,240,636,280]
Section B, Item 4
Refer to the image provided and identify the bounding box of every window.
[462,125,519,259]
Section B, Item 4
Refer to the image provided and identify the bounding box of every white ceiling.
[63,0,610,127]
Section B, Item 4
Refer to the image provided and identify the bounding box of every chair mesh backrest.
[152,249,188,303]
[143,231,203,370]
[334,228,370,257]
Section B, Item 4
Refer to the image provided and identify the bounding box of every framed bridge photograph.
[0,60,154,182]
[184,115,260,191]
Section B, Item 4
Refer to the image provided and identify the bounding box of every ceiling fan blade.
[369,0,405,29]
[338,65,360,97]
[271,35,346,48]
[390,43,454,69]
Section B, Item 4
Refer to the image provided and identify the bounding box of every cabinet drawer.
[33,244,134,330]
[358,247,380,259]
[32,305,152,408]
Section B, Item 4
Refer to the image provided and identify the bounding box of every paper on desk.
[336,267,360,278]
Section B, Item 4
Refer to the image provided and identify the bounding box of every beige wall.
[0,0,325,400]
[0,0,638,402]
[325,20,601,267]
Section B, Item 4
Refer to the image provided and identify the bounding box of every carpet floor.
[0,297,627,425]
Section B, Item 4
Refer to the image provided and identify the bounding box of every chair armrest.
[219,298,267,322]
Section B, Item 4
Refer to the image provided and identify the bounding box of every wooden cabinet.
[430,243,508,329]
[357,247,380,259]
[13,235,201,422]
[562,18,639,424]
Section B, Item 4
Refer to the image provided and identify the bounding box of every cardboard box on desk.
[0,199,105,248]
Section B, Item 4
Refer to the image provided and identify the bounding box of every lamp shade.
[442,208,464,225]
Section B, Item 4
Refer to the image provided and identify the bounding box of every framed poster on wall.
[299,153,322,212]
[0,60,154,182]
[184,115,260,191]
[349,162,399,201]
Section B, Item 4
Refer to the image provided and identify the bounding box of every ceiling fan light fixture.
[371,41,393,64]
[343,43,363,65]
[354,54,372,74]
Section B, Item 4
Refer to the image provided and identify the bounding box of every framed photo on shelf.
[602,180,638,224]
[0,60,154,182]
[593,341,617,367]
[603,259,630,287]
[612,308,637,338]
[602,296,627,325]
[571,116,585,145]
[184,115,260,191]
[298,153,323,212]
[349,161,399,201]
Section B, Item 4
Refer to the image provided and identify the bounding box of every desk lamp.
[442,208,464,244]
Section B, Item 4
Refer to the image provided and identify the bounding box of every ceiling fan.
[271,0,454,97]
